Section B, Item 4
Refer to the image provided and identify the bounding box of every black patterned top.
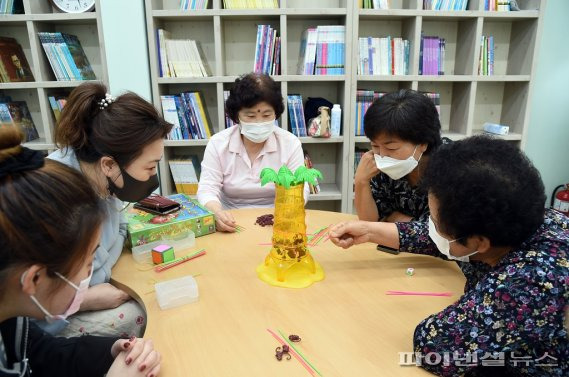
[370,172,429,221]
[396,209,569,377]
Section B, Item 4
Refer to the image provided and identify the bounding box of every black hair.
[364,89,442,154]
[422,135,546,247]
[225,73,284,124]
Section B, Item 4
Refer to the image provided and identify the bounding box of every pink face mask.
[24,265,93,324]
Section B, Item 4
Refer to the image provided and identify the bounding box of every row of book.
[157,29,210,78]
[360,0,389,9]
[223,90,236,129]
[160,92,213,140]
[0,37,34,83]
[287,94,307,138]
[358,37,410,76]
[297,25,345,76]
[253,25,281,75]
[38,32,96,81]
[223,0,278,9]
[48,95,67,123]
[355,90,440,136]
[484,0,511,11]
[354,147,368,176]
[419,35,445,76]
[0,0,22,14]
[169,155,201,195]
[180,0,210,10]
[478,35,494,76]
[0,97,39,142]
[355,90,386,136]
[423,0,469,10]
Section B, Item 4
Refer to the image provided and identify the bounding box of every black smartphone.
[376,244,400,255]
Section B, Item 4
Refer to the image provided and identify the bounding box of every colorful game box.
[126,194,215,246]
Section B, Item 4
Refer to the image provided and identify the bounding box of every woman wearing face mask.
[197,73,308,232]
[329,136,568,377]
[0,126,161,377]
[355,89,443,223]
[42,82,172,338]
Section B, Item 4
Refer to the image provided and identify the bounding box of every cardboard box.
[126,194,215,246]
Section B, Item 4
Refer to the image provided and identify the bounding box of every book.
[159,92,212,140]
[168,155,201,195]
[223,0,278,9]
[37,32,96,81]
[314,25,345,75]
[0,37,34,82]
[354,90,385,136]
[180,0,210,10]
[47,94,67,122]
[253,25,280,75]
[423,0,468,10]
[0,0,23,14]
[287,94,307,137]
[296,27,318,75]
[0,100,39,142]
[421,92,441,116]
[478,35,494,76]
[420,34,445,76]
[361,0,389,9]
[354,147,369,178]
[159,30,210,78]
[358,36,410,75]
[223,90,236,129]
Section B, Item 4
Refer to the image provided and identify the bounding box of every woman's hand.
[109,338,161,377]
[214,209,237,232]
[79,283,131,311]
[354,151,379,185]
[329,221,372,249]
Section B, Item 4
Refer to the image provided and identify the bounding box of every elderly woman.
[355,89,443,223]
[197,73,308,232]
[329,136,568,377]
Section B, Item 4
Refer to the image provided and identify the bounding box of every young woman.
[197,73,308,232]
[0,126,161,377]
[355,89,442,223]
[43,82,172,338]
[330,136,568,376]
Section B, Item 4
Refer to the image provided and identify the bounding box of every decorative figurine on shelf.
[256,165,325,288]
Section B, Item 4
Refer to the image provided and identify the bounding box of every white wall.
[99,0,151,100]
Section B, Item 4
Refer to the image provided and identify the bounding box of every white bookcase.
[145,0,545,213]
[0,0,108,152]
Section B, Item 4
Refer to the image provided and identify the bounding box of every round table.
[112,208,466,377]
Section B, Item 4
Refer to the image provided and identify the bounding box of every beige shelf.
[0,0,108,154]
[145,0,546,213]
[309,183,342,201]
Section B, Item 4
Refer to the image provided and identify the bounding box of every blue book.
[173,96,190,140]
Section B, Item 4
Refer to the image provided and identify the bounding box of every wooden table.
[112,209,466,377]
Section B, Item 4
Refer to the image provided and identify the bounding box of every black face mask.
[108,166,159,203]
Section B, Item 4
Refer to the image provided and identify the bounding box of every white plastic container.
[155,275,199,310]
[131,230,195,263]
[330,104,341,137]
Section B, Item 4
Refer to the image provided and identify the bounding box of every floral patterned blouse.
[396,209,568,376]
[370,172,429,221]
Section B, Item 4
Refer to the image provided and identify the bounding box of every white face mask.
[428,216,478,262]
[24,265,93,324]
[239,118,276,143]
[374,146,423,180]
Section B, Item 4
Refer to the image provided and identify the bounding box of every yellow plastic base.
[256,258,325,289]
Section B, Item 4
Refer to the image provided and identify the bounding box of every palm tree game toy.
[256,165,325,288]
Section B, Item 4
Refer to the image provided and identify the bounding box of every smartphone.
[376,244,400,255]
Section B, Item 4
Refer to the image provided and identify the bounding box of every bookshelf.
[0,0,108,152]
[145,0,545,213]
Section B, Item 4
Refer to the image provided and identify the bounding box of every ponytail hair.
[56,82,172,166]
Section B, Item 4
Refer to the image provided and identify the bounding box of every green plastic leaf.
[277,165,295,188]
[260,168,278,186]
[293,166,309,185]
[291,166,323,186]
